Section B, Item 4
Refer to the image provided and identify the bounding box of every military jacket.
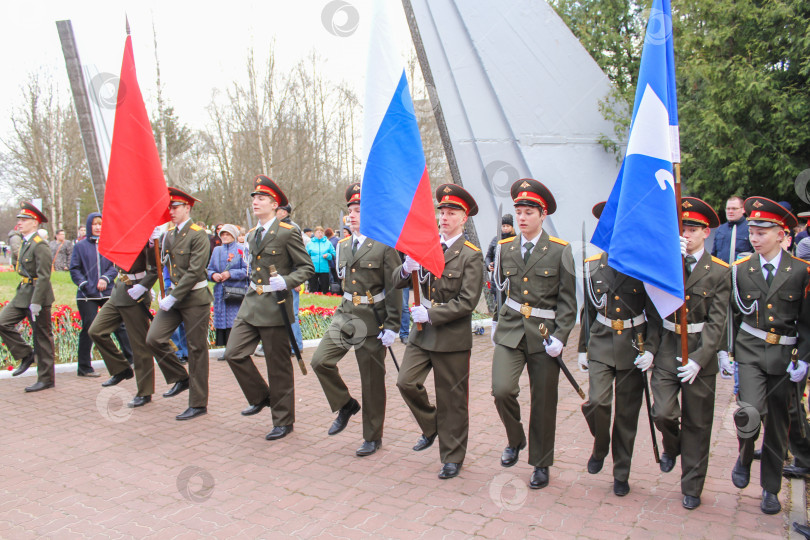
[335,236,402,337]
[236,219,314,327]
[646,251,730,375]
[577,252,652,370]
[394,236,483,352]
[493,229,577,355]
[110,243,158,308]
[162,222,213,308]
[11,232,54,308]
[731,250,810,374]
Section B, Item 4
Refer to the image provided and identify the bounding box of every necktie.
[764,263,775,286]
[255,227,263,246]
[684,255,697,276]
[523,241,534,263]
[352,238,359,255]
[441,243,448,253]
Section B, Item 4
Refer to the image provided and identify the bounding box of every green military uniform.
[0,203,55,390]
[578,251,650,485]
[731,198,810,506]
[146,190,213,412]
[311,183,402,447]
[396,184,484,473]
[90,243,158,397]
[646,197,730,504]
[225,176,314,431]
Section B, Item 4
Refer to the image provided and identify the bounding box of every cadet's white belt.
[421,298,446,308]
[504,297,556,319]
[191,280,208,290]
[344,291,385,305]
[596,312,646,331]
[740,321,797,345]
[662,319,704,334]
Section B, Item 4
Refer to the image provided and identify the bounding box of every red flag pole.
[410,272,422,331]
[674,163,688,367]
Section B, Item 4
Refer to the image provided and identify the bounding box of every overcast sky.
[0,0,414,134]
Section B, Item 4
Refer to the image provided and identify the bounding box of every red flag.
[98,34,170,270]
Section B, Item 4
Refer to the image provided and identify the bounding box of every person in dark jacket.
[711,195,753,263]
[484,214,516,314]
[69,212,133,377]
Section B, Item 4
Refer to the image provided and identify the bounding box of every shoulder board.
[32,235,42,243]
[585,254,602,263]
[190,223,202,232]
[549,236,568,246]
[248,225,258,233]
[279,222,293,230]
[791,255,810,266]
[338,236,351,244]
[733,255,752,266]
[464,240,481,252]
[498,236,517,245]
[711,256,729,268]
[168,224,176,231]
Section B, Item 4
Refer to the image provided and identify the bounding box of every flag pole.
[674,163,688,367]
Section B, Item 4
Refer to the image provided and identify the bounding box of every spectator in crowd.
[711,195,753,263]
[796,236,810,261]
[342,227,351,239]
[207,224,248,347]
[302,227,314,246]
[325,227,340,293]
[69,212,133,377]
[306,226,335,293]
[8,226,22,260]
[76,225,86,243]
[49,229,73,271]
[795,211,810,245]
[237,227,247,246]
[209,223,223,258]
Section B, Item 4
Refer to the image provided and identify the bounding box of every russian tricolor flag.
[359,0,444,277]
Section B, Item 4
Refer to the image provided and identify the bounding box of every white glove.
[491,321,497,346]
[676,358,701,384]
[578,352,589,372]
[544,335,564,357]
[787,360,808,383]
[149,227,162,241]
[718,351,733,379]
[679,236,687,257]
[128,284,148,300]
[378,329,396,347]
[411,305,430,324]
[29,303,41,321]
[158,295,177,311]
[268,275,287,292]
[634,351,654,372]
[402,255,421,274]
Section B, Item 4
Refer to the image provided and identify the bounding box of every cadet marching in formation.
[4,175,810,517]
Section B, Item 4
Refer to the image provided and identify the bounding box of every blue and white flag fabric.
[592,0,683,317]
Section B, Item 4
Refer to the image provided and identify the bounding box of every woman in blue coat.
[305,226,335,293]
[207,224,248,346]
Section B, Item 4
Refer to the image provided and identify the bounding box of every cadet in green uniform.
[578,202,653,497]
[225,175,314,441]
[491,178,577,489]
[90,237,159,407]
[645,197,730,510]
[146,188,214,421]
[0,202,55,392]
[311,183,401,456]
[729,197,810,515]
[395,184,483,479]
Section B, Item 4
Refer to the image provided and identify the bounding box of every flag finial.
[125,15,131,36]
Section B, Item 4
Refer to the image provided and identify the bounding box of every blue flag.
[592,0,683,317]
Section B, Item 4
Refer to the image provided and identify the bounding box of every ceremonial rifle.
[581,222,591,349]
[792,348,807,439]
[724,224,737,377]
[635,332,661,463]
[367,290,399,372]
[539,323,585,399]
[493,203,503,314]
[269,265,307,375]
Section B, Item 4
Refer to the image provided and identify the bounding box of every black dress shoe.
[328,397,361,435]
[501,441,526,468]
[356,439,381,456]
[78,370,101,378]
[241,397,271,416]
[102,367,134,387]
[265,425,293,441]
[438,463,461,479]
[587,455,604,474]
[163,379,189,398]
[529,467,549,489]
[128,395,151,408]
[24,381,53,392]
[760,490,781,514]
[413,433,437,451]
[613,479,630,497]
[752,448,762,460]
[12,354,35,377]
[793,522,810,540]
[176,407,207,420]
[783,464,810,479]
[682,495,701,510]
[659,453,676,473]
[731,457,750,489]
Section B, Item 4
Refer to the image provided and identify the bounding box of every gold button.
[524,290,529,294]
[614,295,620,300]
[685,295,690,300]
[617,330,622,335]
[368,263,372,267]
[351,269,355,273]
[257,256,261,260]
[768,316,774,321]
[544,271,549,275]
[272,250,276,254]
[615,307,621,313]
[771,328,776,332]
[767,304,772,309]
[523,277,528,282]
[686,308,689,313]
[352,280,356,284]
[257,279,262,283]
[747,295,751,299]
[506,271,511,275]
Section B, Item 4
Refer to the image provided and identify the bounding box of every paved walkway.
[0,327,800,538]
